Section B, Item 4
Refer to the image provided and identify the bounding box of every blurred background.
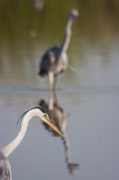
[0,0,119,88]
[0,0,119,180]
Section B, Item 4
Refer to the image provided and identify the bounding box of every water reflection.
[39,91,79,174]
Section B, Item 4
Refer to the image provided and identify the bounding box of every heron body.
[40,46,68,77]
[0,107,62,180]
[0,151,11,180]
[39,9,79,90]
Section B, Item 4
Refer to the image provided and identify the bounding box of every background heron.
[39,9,79,91]
[0,106,62,180]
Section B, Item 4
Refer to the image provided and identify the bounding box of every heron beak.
[45,117,63,136]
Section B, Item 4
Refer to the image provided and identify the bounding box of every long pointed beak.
[45,117,63,136]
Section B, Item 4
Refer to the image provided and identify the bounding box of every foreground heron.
[0,106,62,180]
[39,9,79,90]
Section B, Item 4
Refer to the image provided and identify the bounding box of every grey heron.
[0,106,62,180]
[39,9,79,91]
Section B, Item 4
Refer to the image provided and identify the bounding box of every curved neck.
[1,110,36,157]
[61,16,73,53]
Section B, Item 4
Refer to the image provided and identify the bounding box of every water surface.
[0,1,119,180]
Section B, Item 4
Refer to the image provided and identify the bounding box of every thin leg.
[54,75,59,90]
[48,89,54,110]
[48,71,54,91]
[53,91,59,106]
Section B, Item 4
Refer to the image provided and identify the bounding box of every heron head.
[37,106,63,136]
[70,9,79,19]
[17,106,62,136]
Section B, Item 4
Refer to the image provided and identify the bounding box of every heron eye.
[44,113,48,119]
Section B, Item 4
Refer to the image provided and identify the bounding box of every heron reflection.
[39,91,79,174]
[39,9,79,91]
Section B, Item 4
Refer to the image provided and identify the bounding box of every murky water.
[0,0,119,180]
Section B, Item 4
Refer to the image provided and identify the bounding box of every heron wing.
[39,46,61,76]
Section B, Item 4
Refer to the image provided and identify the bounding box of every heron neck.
[1,111,33,157]
[61,17,73,53]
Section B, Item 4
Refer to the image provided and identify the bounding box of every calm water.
[0,0,119,180]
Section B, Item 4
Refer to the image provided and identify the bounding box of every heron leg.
[48,71,54,91]
[48,89,54,110]
[54,75,59,90]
